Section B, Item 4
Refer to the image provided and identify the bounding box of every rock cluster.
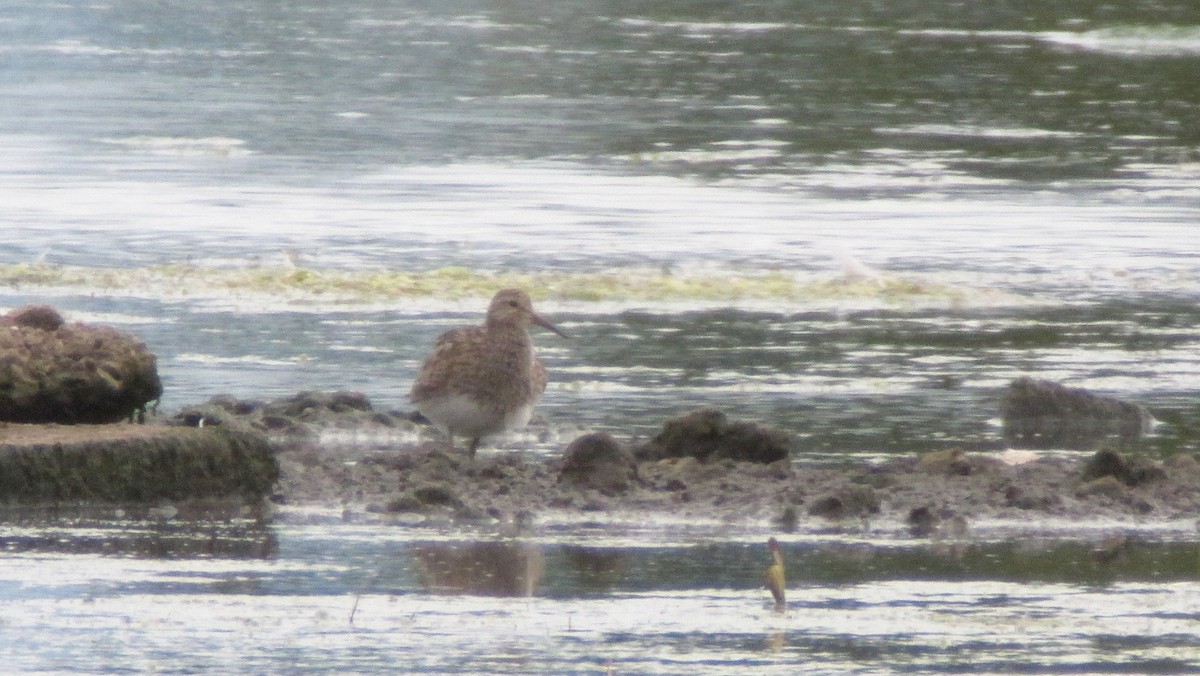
[1001,376,1151,449]
[633,408,792,464]
[559,432,639,495]
[172,390,408,439]
[238,392,1200,533]
[0,305,162,424]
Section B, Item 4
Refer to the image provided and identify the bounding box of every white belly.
[503,402,535,432]
[417,395,533,440]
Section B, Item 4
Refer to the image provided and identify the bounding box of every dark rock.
[633,408,792,464]
[371,412,399,427]
[558,432,638,495]
[906,505,969,539]
[774,504,799,533]
[172,392,412,446]
[328,391,373,412]
[452,503,492,522]
[260,414,309,435]
[1003,483,1062,511]
[1082,449,1134,484]
[412,483,463,509]
[906,505,940,537]
[263,391,374,420]
[807,485,880,520]
[1081,449,1167,487]
[1000,377,1151,449]
[0,306,162,424]
[5,305,65,332]
[384,493,425,513]
[382,483,466,515]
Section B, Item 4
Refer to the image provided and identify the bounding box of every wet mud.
[180,392,1200,535]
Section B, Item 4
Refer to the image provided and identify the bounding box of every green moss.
[0,427,277,505]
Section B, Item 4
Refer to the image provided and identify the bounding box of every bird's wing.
[530,359,548,396]
[409,327,483,401]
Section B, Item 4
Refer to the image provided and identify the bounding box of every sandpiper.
[410,289,567,459]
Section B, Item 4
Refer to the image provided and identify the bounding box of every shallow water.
[2,0,1200,671]
[1,515,1199,674]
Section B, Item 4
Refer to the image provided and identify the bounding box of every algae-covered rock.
[0,305,162,424]
[905,506,969,539]
[559,431,639,495]
[1000,377,1151,449]
[633,409,792,464]
[0,424,277,504]
[1080,448,1167,487]
[171,391,412,443]
[807,484,880,520]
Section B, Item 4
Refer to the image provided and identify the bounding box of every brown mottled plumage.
[410,289,566,459]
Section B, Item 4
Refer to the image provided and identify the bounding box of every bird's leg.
[468,437,480,461]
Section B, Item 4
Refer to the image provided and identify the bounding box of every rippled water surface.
[2,515,1199,674]
[2,0,1200,672]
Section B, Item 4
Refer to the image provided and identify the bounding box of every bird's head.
[487,288,568,338]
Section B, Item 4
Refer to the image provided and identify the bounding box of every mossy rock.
[0,305,162,423]
[1000,377,1151,450]
[633,409,792,464]
[559,431,639,495]
[1080,448,1167,487]
[0,423,277,505]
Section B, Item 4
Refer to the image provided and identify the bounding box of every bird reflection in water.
[412,540,544,597]
[560,546,630,592]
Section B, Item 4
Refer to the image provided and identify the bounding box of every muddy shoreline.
[168,391,1200,538]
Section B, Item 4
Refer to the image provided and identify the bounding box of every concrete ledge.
[0,424,277,505]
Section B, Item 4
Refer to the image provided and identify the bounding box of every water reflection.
[560,545,631,593]
[0,518,1198,673]
[412,540,544,596]
[390,536,1200,597]
[0,504,276,559]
